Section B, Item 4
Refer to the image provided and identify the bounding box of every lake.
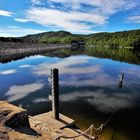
[0,54,140,140]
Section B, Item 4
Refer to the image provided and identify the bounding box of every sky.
[0,0,140,37]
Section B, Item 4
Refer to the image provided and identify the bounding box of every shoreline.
[0,42,70,63]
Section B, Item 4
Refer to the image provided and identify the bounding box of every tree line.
[23,29,140,50]
[1,29,140,51]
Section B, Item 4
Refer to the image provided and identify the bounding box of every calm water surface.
[0,55,140,139]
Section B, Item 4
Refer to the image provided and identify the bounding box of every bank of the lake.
[0,42,70,63]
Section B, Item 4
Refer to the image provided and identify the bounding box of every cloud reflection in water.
[19,64,32,68]
[1,54,140,115]
[33,55,101,75]
[60,90,137,112]
[5,82,44,102]
[0,69,17,75]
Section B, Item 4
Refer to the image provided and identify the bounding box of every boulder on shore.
[0,101,29,128]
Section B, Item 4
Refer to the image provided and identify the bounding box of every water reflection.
[19,64,32,68]
[0,54,140,139]
[60,90,137,112]
[0,55,140,111]
[0,69,17,75]
[5,82,44,102]
[33,55,101,75]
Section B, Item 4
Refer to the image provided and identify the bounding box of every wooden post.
[51,68,59,120]
[118,73,124,88]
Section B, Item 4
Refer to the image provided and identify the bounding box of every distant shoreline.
[0,42,70,63]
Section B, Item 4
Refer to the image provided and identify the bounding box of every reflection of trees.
[85,47,140,65]
[133,40,140,52]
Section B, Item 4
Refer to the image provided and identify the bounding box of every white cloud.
[0,26,45,37]
[0,33,12,37]
[15,7,105,33]
[15,18,30,23]
[48,0,137,15]
[0,69,17,75]
[0,9,13,17]
[8,26,20,29]
[127,16,140,23]
[15,0,138,34]
[5,82,44,102]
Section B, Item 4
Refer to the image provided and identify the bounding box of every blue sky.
[0,0,140,37]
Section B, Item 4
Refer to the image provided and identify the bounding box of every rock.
[0,124,9,140]
[0,101,29,128]
[0,132,9,140]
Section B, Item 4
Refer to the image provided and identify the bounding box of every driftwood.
[0,101,29,128]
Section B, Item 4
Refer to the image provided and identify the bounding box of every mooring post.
[50,68,59,120]
[118,73,124,88]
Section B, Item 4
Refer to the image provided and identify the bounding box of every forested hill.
[87,29,140,48]
[0,29,139,49]
[22,31,72,43]
[22,29,140,48]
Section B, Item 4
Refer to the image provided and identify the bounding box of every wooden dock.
[30,111,91,140]
[0,101,93,140]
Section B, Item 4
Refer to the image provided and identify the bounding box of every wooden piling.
[51,68,59,120]
[118,73,124,88]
